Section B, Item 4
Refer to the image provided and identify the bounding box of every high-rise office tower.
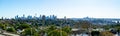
[15,15,19,19]
[27,15,32,19]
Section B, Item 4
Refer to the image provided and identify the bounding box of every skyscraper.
[42,15,46,20]
[21,14,26,20]
[15,15,19,19]
[27,15,32,19]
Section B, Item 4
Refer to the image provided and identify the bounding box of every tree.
[33,33,39,36]
[21,28,39,36]
[0,24,6,30]
[46,25,57,33]
[91,31,100,36]
[6,27,16,33]
[48,30,68,36]
[48,25,57,30]
[80,21,91,30]
[62,26,71,34]
[73,20,91,29]
[100,31,114,36]
[17,24,30,30]
[103,25,111,30]
[39,30,46,36]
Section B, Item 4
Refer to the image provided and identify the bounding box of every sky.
[0,0,120,18]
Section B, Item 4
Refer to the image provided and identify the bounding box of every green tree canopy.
[46,25,57,33]
[6,27,16,33]
[48,30,68,36]
[17,24,30,30]
[0,24,6,30]
[62,26,71,34]
[22,28,39,36]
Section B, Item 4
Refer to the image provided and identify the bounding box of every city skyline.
[0,0,120,18]
[1,14,120,19]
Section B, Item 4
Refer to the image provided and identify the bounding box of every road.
[0,31,19,36]
[0,34,5,36]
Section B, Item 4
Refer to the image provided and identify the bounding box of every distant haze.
[0,0,120,18]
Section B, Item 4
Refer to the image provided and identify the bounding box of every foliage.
[100,31,114,36]
[39,30,45,36]
[21,28,39,36]
[0,24,6,30]
[48,30,68,36]
[103,25,111,30]
[17,24,30,30]
[46,25,71,36]
[46,25,57,33]
[33,33,40,36]
[6,27,16,33]
[80,21,91,29]
[48,25,57,30]
[62,26,71,34]
[91,31,100,36]
[73,20,92,29]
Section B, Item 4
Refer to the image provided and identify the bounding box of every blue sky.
[0,0,120,18]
